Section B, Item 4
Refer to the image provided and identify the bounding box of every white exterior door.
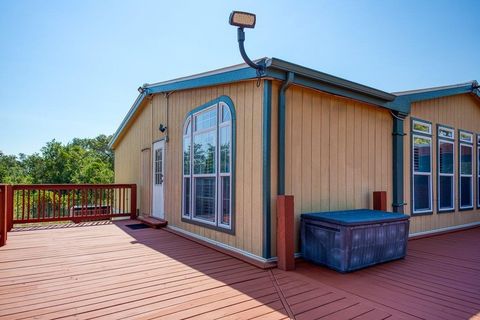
[152,140,165,219]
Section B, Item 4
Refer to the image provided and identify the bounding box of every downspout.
[278,72,295,195]
[391,110,408,213]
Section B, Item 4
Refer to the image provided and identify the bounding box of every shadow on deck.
[0,220,479,320]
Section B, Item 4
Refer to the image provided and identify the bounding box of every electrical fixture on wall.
[159,124,167,133]
[228,11,266,80]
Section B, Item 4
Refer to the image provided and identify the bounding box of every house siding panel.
[274,84,393,253]
[114,81,264,257]
[404,94,480,234]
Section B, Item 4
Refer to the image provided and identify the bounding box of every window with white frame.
[478,135,480,208]
[412,119,432,214]
[459,130,473,210]
[182,100,233,230]
[437,126,455,211]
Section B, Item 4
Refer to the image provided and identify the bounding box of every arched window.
[182,97,235,231]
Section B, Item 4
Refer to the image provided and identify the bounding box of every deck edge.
[165,225,277,269]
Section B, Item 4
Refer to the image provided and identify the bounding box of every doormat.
[125,223,150,230]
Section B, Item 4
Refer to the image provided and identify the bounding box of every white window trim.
[182,119,192,219]
[437,139,455,212]
[412,133,433,214]
[459,142,474,210]
[478,144,480,208]
[182,102,233,230]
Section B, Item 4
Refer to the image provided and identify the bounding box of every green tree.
[0,134,114,184]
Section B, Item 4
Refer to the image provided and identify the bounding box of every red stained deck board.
[352,308,393,320]
[0,221,478,320]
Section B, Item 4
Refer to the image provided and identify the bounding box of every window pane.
[183,136,191,175]
[193,131,216,174]
[460,176,472,208]
[413,121,431,134]
[221,176,230,225]
[195,108,217,131]
[413,137,431,173]
[460,145,472,175]
[438,128,454,139]
[460,132,472,143]
[439,141,454,174]
[414,175,430,212]
[194,177,215,222]
[220,125,231,173]
[222,105,231,122]
[439,176,453,209]
[478,176,480,207]
[183,177,190,216]
[154,149,162,185]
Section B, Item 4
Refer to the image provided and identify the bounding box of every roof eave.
[267,58,396,102]
[108,92,147,149]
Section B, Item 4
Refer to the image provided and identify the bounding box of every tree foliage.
[0,135,114,184]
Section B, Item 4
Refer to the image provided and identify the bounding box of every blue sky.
[1,0,479,155]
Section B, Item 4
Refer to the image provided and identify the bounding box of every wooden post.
[0,185,6,247]
[373,191,387,211]
[130,184,137,220]
[6,185,13,232]
[276,195,295,271]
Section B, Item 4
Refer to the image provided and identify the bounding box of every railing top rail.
[11,184,135,190]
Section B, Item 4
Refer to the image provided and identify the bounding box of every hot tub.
[301,209,409,272]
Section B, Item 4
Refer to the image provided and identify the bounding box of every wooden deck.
[0,220,478,320]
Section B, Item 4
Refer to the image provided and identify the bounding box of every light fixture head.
[229,11,256,29]
[159,124,167,133]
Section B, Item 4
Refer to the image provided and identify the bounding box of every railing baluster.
[93,189,99,215]
[27,190,31,222]
[42,189,46,220]
[122,187,126,214]
[110,188,114,215]
[67,191,70,219]
[37,190,40,220]
[99,188,103,215]
[21,189,25,221]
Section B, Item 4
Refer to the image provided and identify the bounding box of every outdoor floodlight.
[229,11,256,28]
[159,124,167,133]
[229,10,265,77]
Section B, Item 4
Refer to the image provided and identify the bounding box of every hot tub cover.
[301,209,409,226]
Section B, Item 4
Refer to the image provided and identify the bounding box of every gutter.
[267,58,396,102]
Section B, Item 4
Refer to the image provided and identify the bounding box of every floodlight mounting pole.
[237,27,266,77]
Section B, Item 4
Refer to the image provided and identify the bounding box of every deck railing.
[0,185,7,246]
[0,184,137,247]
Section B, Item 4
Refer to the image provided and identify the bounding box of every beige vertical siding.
[404,94,480,234]
[140,148,151,215]
[276,84,393,252]
[114,81,264,257]
[114,97,153,185]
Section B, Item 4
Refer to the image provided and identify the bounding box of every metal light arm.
[237,28,266,77]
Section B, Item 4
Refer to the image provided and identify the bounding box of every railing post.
[0,185,6,247]
[130,184,137,220]
[276,195,295,271]
[373,191,387,211]
[6,185,13,232]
